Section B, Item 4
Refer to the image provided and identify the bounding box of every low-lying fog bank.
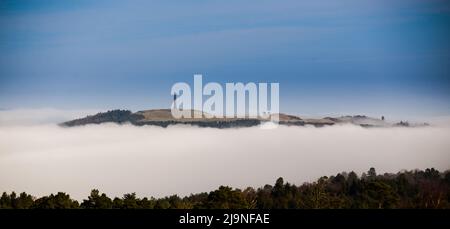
[1,122,449,200]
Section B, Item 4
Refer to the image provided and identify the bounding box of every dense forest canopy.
[1,168,449,209]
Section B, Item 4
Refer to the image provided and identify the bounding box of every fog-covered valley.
[1,110,449,200]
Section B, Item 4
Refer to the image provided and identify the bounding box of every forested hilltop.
[1,168,449,209]
[60,109,425,128]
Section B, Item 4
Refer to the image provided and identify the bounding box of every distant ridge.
[60,109,425,128]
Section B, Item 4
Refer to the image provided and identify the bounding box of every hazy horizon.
[1,107,448,126]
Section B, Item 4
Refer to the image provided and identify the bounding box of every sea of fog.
[0,109,450,200]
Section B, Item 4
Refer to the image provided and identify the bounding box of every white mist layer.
[0,124,449,201]
[0,108,101,126]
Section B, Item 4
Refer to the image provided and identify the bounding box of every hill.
[60,109,420,128]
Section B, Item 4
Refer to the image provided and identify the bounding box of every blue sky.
[0,0,449,119]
